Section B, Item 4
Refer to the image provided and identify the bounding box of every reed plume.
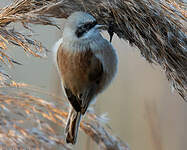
[0,0,186,149]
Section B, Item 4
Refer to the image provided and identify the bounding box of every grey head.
[63,12,104,41]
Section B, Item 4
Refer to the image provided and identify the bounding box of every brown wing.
[57,45,103,114]
[80,52,104,114]
[64,88,82,112]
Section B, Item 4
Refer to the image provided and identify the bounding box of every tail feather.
[65,108,81,144]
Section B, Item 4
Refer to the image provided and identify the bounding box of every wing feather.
[57,46,104,114]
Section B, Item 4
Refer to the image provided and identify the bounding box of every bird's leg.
[108,22,114,43]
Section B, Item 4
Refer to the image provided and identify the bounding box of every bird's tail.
[65,108,81,144]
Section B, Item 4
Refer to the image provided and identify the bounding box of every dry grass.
[0,0,186,149]
[0,79,129,150]
[0,0,186,99]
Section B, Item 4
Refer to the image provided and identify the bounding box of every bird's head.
[63,12,106,42]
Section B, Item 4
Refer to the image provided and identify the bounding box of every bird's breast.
[57,45,104,95]
[56,38,118,96]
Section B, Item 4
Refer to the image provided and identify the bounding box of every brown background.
[1,1,186,149]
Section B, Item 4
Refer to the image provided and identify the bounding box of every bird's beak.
[95,24,114,43]
[95,24,107,30]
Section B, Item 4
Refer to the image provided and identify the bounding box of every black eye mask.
[75,21,97,38]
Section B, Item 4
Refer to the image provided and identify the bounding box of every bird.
[53,11,118,144]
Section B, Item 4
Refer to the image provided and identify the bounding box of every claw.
[108,22,114,43]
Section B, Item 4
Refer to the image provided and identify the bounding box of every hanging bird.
[54,11,118,144]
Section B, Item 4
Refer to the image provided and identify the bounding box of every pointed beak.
[95,24,107,30]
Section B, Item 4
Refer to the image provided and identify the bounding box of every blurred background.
[6,21,186,150]
[1,1,186,149]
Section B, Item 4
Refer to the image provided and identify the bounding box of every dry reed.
[0,0,186,149]
[0,81,129,150]
[0,0,186,99]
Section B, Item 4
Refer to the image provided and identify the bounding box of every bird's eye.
[75,20,97,38]
[83,23,89,29]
